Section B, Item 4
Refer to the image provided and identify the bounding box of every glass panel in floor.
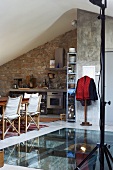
[4,128,113,170]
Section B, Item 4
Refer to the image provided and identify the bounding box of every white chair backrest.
[27,95,40,113]
[5,96,22,116]
[24,93,31,99]
[24,93,39,99]
[30,93,39,97]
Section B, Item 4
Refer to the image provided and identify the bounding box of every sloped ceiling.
[0,0,113,66]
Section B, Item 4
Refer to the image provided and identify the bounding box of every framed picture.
[50,60,55,68]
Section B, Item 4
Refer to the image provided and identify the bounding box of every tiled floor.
[0,120,113,170]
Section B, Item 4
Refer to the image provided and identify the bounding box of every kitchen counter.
[9,88,67,93]
[9,88,66,115]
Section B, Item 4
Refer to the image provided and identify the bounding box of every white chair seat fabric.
[5,114,20,120]
[27,112,39,116]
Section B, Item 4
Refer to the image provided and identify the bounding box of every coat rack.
[76,75,98,126]
[80,100,92,126]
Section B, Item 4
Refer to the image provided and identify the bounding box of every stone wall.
[77,9,113,125]
[0,29,77,96]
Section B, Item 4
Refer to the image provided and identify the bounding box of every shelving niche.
[66,52,77,122]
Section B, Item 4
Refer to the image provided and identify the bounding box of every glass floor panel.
[4,128,113,170]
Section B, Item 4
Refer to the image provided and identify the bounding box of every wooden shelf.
[45,68,67,71]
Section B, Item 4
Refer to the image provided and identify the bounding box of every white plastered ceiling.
[0,0,113,66]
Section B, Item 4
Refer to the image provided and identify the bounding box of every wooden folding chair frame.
[24,95,42,133]
[1,96,22,140]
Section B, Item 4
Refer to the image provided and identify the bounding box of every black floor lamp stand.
[75,0,113,169]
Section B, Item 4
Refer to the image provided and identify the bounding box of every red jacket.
[76,76,91,100]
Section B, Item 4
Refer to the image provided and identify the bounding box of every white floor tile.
[0,164,42,170]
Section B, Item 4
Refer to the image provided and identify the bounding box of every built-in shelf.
[67,52,77,122]
[45,68,67,71]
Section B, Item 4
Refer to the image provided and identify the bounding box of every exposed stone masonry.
[0,29,77,96]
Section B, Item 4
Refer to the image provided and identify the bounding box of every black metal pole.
[100,6,105,170]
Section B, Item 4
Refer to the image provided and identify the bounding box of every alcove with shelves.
[66,52,77,122]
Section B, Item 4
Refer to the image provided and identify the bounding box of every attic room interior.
[0,0,113,170]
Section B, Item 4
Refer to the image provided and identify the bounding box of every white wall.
[105,51,113,125]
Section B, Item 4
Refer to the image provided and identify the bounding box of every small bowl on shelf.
[69,56,76,62]
[69,84,75,88]
[69,48,76,53]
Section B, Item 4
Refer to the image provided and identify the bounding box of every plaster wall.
[77,9,113,125]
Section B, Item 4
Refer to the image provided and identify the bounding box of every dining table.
[0,97,29,114]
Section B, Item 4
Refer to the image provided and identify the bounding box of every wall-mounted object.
[48,73,55,79]
[82,66,95,81]
[71,20,77,27]
[55,48,65,68]
[50,60,55,68]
